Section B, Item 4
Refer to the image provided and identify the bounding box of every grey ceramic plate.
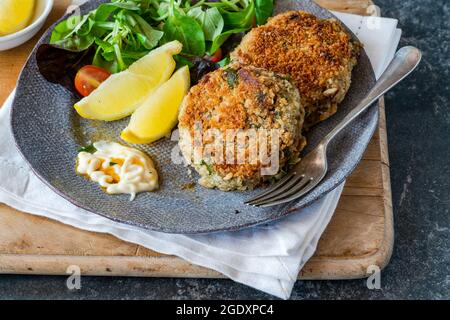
[11,0,377,234]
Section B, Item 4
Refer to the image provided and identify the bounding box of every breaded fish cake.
[231,10,360,129]
[178,65,306,191]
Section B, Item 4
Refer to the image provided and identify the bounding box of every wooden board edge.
[378,98,395,271]
[0,254,225,278]
[298,99,394,280]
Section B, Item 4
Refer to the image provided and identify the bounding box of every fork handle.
[322,46,422,146]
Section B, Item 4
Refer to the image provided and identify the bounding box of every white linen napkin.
[0,9,400,299]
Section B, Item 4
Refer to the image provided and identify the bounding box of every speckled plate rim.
[11,0,377,234]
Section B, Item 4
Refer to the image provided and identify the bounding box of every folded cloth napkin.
[0,10,400,299]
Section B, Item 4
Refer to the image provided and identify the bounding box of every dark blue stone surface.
[0,0,448,299]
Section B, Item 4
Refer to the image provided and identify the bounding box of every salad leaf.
[75,16,96,37]
[62,14,91,39]
[131,13,164,49]
[106,1,141,11]
[255,0,273,25]
[163,9,205,56]
[113,43,126,71]
[209,27,247,55]
[50,17,83,50]
[57,36,94,52]
[174,54,195,69]
[50,13,103,51]
[220,0,255,29]
[93,48,120,73]
[219,31,245,56]
[187,7,224,41]
[155,1,171,20]
[94,3,119,21]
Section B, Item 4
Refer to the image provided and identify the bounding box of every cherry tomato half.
[205,48,223,63]
[74,65,111,97]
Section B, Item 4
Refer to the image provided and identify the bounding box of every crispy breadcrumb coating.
[178,65,306,191]
[231,10,360,129]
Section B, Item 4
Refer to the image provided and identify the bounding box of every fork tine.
[246,174,305,205]
[257,177,320,207]
[258,180,320,208]
[251,176,313,206]
[244,172,296,203]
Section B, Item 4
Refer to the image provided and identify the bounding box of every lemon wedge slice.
[75,73,159,121]
[74,41,182,121]
[128,40,183,76]
[0,0,35,36]
[121,66,190,144]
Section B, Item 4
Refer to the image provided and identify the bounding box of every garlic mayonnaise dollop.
[76,141,158,201]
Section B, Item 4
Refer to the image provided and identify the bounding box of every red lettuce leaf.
[36,44,95,97]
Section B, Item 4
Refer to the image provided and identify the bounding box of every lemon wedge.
[0,0,35,36]
[128,40,183,76]
[74,41,182,121]
[75,73,159,121]
[121,66,190,144]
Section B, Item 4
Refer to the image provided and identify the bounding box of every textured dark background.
[0,0,449,299]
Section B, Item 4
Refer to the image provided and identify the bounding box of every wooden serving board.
[0,0,393,280]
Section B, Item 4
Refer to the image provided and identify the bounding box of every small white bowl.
[0,0,54,51]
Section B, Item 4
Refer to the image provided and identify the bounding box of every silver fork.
[246,46,422,207]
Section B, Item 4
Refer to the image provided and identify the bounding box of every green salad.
[50,0,274,73]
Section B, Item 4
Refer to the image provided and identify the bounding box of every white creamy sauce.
[76,141,158,201]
